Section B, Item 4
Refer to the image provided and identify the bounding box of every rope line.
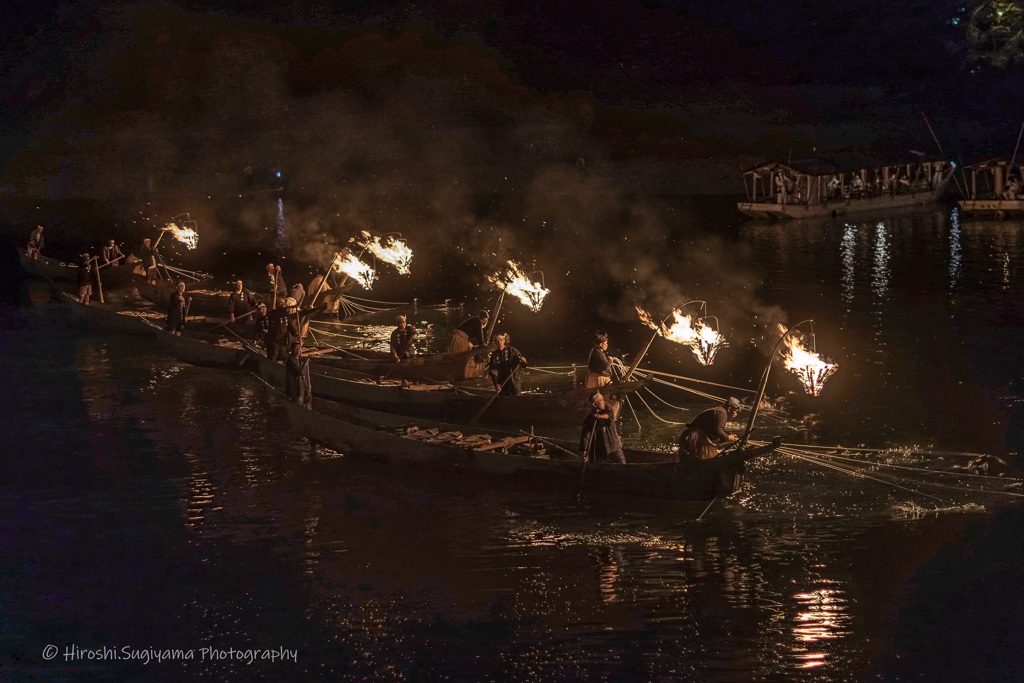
[633,391,688,425]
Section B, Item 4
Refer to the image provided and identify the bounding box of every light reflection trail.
[840,223,856,308]
[947,207,962,294]
[871,221,889,300]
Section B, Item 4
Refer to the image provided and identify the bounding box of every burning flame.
[777,324,837,396]
[359,231,413,275]
[488,260,550,312]
[162,222,198,250]
[636,306,728,366]
[332,252,377,290]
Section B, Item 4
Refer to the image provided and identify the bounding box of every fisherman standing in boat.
[265,297,298,362]
[139,238,159,283]
[390,315,418,360]
[487,332,526,396]
[26,225,44,260]
[585,333,614,389]
[580,391,625,464]
[228,280,257,326]
[266,263,287,309]
[101,239,123,266]
[166,281,191,335]
[446,310,489,352]
[254,302,271,344]
[284,341,313,409]
[76,253,92,304]
[678,397,741,460]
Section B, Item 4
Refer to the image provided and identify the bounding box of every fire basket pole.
[623,300,706,381]
[741,319,814,444]
[484,289,505,344]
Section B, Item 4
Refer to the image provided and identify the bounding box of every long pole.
[309,252,340,305]
[92,257,104,304]
[919,112,967,197]
[623,301,705,381]
[741,320,813,443]
[1008,115,1024,175]
[484,290,505,344]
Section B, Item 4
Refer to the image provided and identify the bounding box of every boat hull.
[281,396,774,500]
[59,291,162,336]
[957,199,1024,216]
[738,188,944,220]
[313,344,494,383]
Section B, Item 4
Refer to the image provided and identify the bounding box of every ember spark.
[636,306,727,366]
[359,231,413,275]
[489,261,550,312]
[333,252,377,290]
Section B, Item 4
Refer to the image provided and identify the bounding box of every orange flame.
[636,306,727,365]
[777,324,837,396]
[332,252,377,290]
[359,231,413,275]
[488,260,550,312]
[162,222,198,250]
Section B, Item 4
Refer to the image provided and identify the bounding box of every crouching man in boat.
[446,310,488,352]
[580,391,626,464]
[166,281,191,336]
[390,315,418,360]
[678,397,741,461]
[488,332,526,396]
[285,341,312,409]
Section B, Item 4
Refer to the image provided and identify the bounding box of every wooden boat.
[738,156,954,220]
[312,344,496,383]
[278,392,780,500]
[133,277,238,317]
[257,354,646,428]
[59,290,164,336]
[957,158,1024,216]
[19,248,139,290]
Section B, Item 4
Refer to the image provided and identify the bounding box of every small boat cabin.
[958,158,1024,216]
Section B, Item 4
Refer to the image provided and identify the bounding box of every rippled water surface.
[4,205,1024,682]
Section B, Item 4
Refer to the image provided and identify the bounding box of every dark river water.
[4,204,1024,682]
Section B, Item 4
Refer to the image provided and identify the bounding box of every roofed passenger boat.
[738,154,954,220]
[276,390,781,501]
[957,158,1024,216]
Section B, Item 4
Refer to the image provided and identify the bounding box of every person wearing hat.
[265,263,287,309]
[265,297,298,362]
[487,332,527,396]
[76,253,93,304]
[253,302,271,344]
[390,315,418,361]
[26,225,44,260]
[101,239,123,266]
[284,341,313,409]
[446,310,489,353]
[585,333,614,389]
[678,397,742,461]
[579,391,626,464]
[166,281,191,335]
[228,280,257,325]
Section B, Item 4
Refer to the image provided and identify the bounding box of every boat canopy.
[962,157,1024,200]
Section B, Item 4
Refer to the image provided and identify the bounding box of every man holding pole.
[487,332,526,396]
[389,315,418,361]
[139,238,158,283]
[228,280,257,325]
[579,392,625,464]
[76,253,93,304]
[166,282,191,336]
[266,263,287,309]
[101,240,123,266]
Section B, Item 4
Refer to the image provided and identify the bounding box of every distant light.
[276,172,281,177]
[951,161,957,169]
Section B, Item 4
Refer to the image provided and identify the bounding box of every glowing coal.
[636,305,727,365]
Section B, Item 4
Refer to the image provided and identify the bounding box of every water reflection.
[870,221,890,300]
[948,207,962,294]
[840,224,856,309]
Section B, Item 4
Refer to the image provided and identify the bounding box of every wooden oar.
[380,358,401,382]
[468,369,517,425]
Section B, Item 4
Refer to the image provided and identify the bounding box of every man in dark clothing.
[488,333,527,396]
[76,253,93,304]
[284,342,313,409]
[580,392,626,464]
[27,225,44,259]
[390,315,418,360]
[446,310,489,352]
[679,397,741,461]
[101,240,123,266]
[228,280,257,324]
[266,263,288,309]
[253,303,271,344]
[586,333,614,389]
[139,238,158,283]
[265,298,298,362]
[166,282,190,335]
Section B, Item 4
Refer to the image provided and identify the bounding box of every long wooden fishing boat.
[957,157,1024,216]
[257,354,646,428]
[738,157,954,220]
[313,344,496,383]
[277,391,780,500]
[133,277,238,317]
[59,290,164,336]
[19,248,137,289]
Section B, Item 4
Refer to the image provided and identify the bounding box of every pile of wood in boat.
[394,425,548,456]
